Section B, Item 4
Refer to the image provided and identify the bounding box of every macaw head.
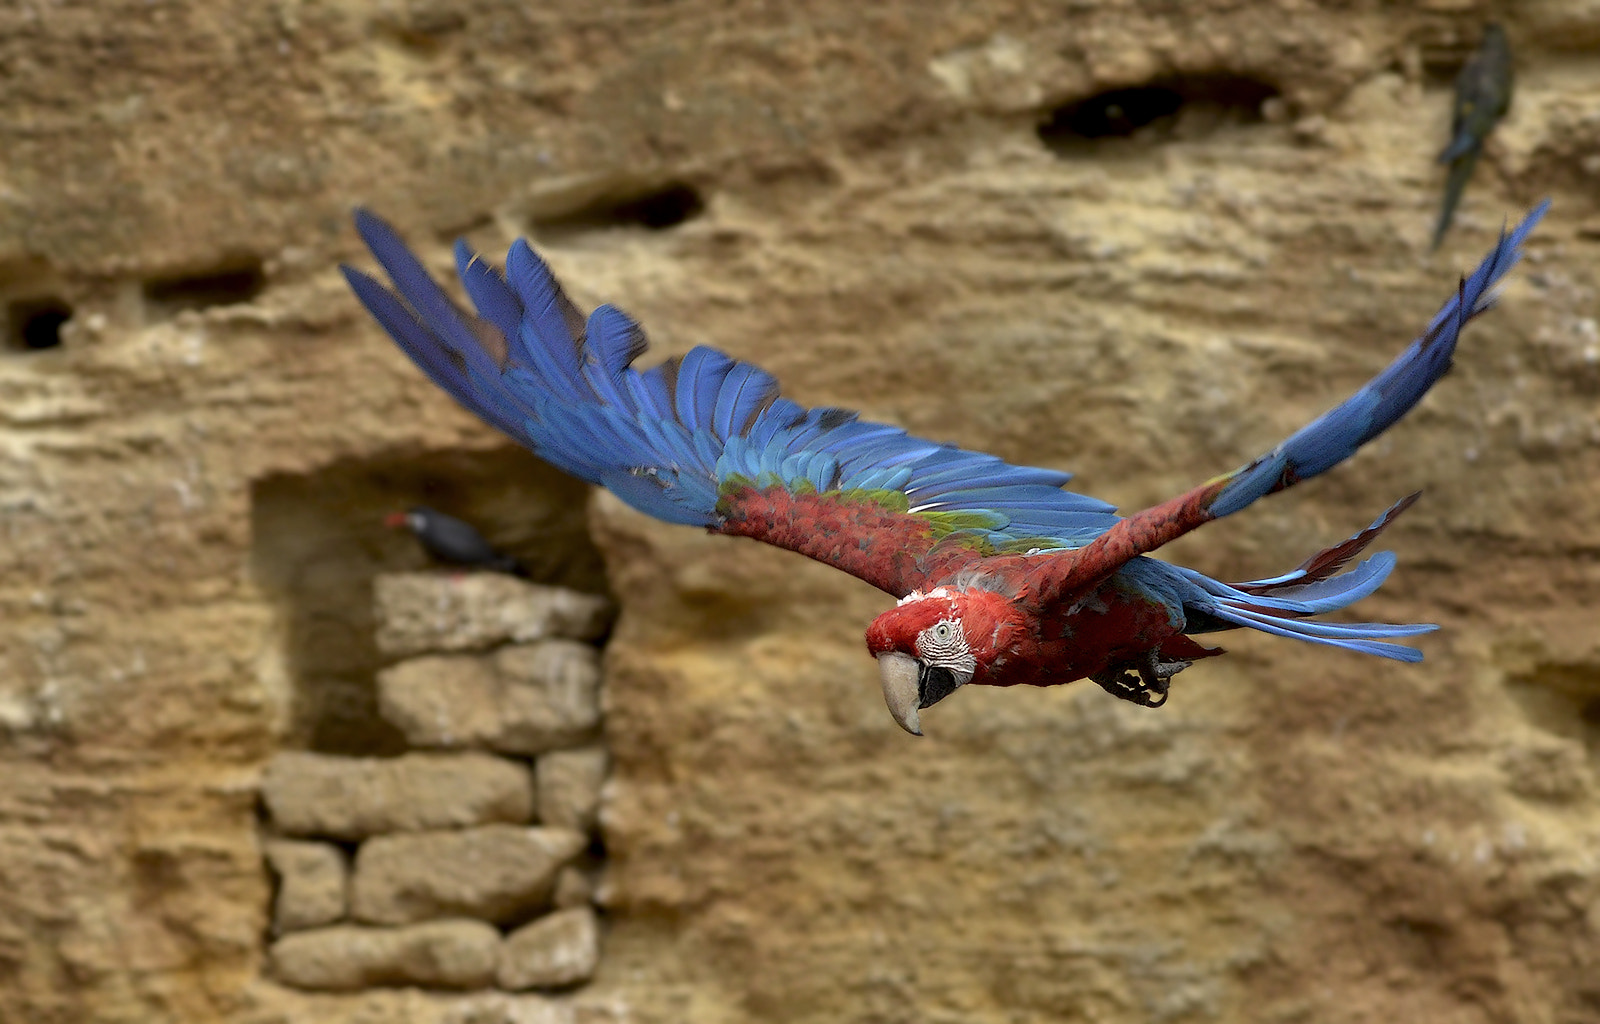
[864,586,1022,735]
[383,507,431,535]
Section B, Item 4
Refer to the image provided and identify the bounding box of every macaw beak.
[877,652,924,736]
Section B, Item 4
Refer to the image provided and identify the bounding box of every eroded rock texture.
[2,2,1600,1023]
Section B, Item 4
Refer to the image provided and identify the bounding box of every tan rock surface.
[264,839,347,933]
[351,826,588,926]
[494,644,608,752]
[261,751,534,839]
[3,3,1600,1023]
[379,642,603,753]
[551,867,597,910]
[499,907,602,991]
[244,986,617,1024]
[375,573,612,657]
[269,920,499,991]
[537,748,609,832]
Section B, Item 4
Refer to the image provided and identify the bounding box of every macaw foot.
[1090,650,1193,708]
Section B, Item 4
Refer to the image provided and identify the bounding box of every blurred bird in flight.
[345,201,1547,734]
[1434,23,1513,249]
[386,505,528,577]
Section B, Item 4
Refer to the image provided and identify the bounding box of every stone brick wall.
[258,573,612,994]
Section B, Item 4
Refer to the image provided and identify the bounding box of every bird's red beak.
[383,511,409,529]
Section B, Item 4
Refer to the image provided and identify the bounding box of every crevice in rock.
[534,182,707,236]
[2,256,73,354]
[249,444,606,755]
[142,259,265,318]
[4,296,71,352]
[1036,74,1281,153]
[375,7,467,54]
[1505,661,1600,759]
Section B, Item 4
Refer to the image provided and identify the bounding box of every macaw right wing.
[1022,200,1549,607]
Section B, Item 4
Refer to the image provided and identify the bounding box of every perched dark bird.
[385,506,528,576]
[1434,23,1513,250]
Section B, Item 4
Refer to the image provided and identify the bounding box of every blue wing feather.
[1208,200,1549,518]
[453,242,526,338]
[343,211,1119,544]
[504,240,584,374]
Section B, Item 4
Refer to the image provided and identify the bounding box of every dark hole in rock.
[5,297,71,351]
[250,445,608,755]
[1037,74,1281,152]
[537,183,706,235]
[1505,662,1600,755]
[143,261,265,317]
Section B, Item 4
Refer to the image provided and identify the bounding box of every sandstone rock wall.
[2,2,1599,1022]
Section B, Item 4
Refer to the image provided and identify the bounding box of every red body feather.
[724,483,1226,690]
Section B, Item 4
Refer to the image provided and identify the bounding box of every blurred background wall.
[1,1,1598,1021]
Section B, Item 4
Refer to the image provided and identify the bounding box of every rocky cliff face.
[2,2,1599,1022]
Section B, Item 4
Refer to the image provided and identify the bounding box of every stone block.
[551,867,595,909]
[377,654,501,748]
[494,643,604,752]
[374,572,611,657]
[262,751,534,840]
[269,919,499,991]
[498,907,600,991]
[264,839,346,932]
[536,747,608,832]
[351,825,587,926]
[261,989,588,1024]
[379,641,601,754]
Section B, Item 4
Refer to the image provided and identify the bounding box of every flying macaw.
[343,201,1547,735]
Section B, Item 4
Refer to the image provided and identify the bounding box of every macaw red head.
[864,586,1022,735]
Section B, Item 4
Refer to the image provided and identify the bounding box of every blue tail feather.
[1173,497,1437,660]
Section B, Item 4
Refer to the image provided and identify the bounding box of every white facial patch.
[916,618,977,679]
[897,586,959,615]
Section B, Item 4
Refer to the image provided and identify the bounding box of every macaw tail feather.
[1432,148,1482,251]
[1178,495,1435,661]
[1207,199,1547,519]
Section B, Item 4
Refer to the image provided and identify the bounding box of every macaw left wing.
[342,211,1123,598]
[1023,200,1549,606]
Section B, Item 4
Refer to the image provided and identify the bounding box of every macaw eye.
[933,622,953,641]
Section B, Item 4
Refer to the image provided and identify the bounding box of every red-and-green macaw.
[344,202,1547,735]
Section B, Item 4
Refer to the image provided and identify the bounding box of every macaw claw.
[1090,651,1193,708]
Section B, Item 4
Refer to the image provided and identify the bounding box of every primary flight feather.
[344,201,1548,734]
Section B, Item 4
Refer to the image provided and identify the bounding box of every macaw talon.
[1090,651,1192,708]
[1090,664,1153,705]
